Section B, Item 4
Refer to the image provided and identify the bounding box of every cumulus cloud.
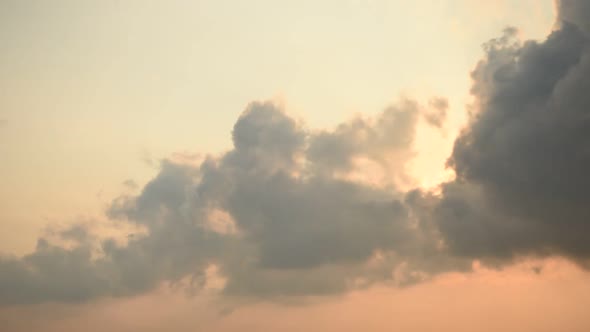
[1,0,589,306]
[436,0,590,263]
[1,99,457,305]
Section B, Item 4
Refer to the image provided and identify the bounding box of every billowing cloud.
[436,0,590,263]
[1,0,589,307]
[1,99,459,305]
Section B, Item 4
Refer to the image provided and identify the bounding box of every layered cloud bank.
[1,0,589,305]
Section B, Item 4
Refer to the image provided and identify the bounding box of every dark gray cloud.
[558,0,590,36]
[437,0,590,262]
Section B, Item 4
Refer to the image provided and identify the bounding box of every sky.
[2,0,590,331]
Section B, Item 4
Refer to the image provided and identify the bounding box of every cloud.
[1,0,589,307]
[307,99,418,178]
[1,99,459,305]
[558,0,590,35]
[435,0,590,263]
[121,179,138,190]
[423,97,448,128]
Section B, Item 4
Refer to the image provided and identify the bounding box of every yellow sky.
[0,0,555,254]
